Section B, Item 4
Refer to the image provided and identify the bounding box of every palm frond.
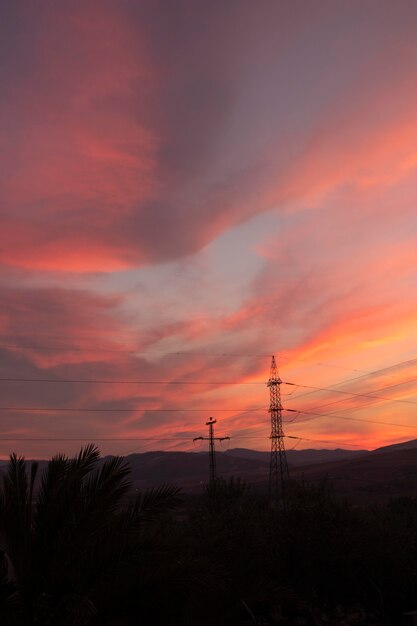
[70,444,100,476]
[125,484,182,528]
[139,483,182,513]
[29,462,38,498]
[0,455,33,589]
[3,454,28,510]
[36,454,68,506]
[83,455,132,511]
[34,455,69,533]
[27,462,38,529]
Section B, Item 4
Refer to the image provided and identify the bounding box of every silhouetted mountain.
[370,438,417,454]
[291,442,417,503]
[0,452,269,491]
[123,447,367,491]
[124,450,269,490]
[3,440,417,500]
[225,447,367,466]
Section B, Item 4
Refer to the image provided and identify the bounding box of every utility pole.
[268,355,289,500]
[193,417,230,484]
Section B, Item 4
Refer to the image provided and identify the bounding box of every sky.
[2,0,417,458]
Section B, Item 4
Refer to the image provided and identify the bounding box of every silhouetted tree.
[0,445,180,626]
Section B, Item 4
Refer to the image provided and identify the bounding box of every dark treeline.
[0,446,416,625]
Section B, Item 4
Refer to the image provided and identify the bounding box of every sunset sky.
[2,0,417,458]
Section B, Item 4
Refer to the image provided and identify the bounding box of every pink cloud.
[2,2,417,272]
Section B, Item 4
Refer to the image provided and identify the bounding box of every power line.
[1,356,415,394]
[284,375,417,421]
[0,406,266,413]
[232,434,365,449]
[0,377,266,385]
[0,394,415,430]
[1,368,415,399]
[285,435,365,449]
[285,356,417,403]
[0,399,415,426]
[285,407,417,431]
[0,434,366,448]
[235,428,413,448]
[0,341,274,356]
[1,376,416,412]
[0,342,378,375]
[0,437,194,442]
[283,379,417,407]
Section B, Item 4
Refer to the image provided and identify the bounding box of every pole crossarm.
[193,417,230,484]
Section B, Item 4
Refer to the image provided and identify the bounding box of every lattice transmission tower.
[268,355,289,499]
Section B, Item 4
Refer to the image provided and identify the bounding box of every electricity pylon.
[268,355,289,499]
[193,417,230,484]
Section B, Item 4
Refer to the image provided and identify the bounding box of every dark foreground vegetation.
[0,446,416,625]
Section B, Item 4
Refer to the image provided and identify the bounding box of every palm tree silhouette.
[0,444,180,626]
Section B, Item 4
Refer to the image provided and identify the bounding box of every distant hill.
[290,440,417,503]
[0,452,270,491]
[123,447,367,491]
[2,441,417,502]
[225,447,367,466]
[370,438,417,454]
[125,451,269,491]
[122,441,417,501]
